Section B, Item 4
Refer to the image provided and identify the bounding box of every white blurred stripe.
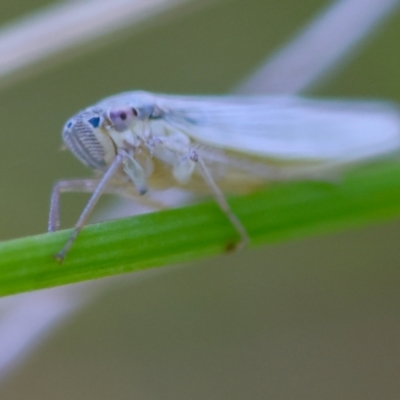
[0,0,192,84]
[0,286,88,378]
[0,274,155,379]
[237,0,400,94]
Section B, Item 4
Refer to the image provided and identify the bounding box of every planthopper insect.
[49,91,400,261]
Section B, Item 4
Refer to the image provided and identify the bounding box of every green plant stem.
[1,160,400,297]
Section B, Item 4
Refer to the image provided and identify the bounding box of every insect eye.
[108,106,137,132]
[62,113,109,170]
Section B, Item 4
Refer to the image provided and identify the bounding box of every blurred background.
[0,0,400,398]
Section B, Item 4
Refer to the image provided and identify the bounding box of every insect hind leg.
[190,150,250,250]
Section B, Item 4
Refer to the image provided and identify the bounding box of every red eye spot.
[108,106,137,132]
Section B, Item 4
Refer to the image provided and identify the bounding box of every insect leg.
[54,150,126,263]
[191,151,250,250]
[49,179,101,232]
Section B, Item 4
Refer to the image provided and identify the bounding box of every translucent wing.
[150,94,400,163]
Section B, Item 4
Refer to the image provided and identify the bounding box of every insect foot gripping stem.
[53,151,126,263]
[193,152,250,251]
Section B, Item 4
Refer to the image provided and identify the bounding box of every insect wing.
[156,95,400,163]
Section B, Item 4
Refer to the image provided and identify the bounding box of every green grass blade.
[1,160,400,297]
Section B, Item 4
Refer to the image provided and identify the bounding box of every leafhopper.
[49,91,400,261]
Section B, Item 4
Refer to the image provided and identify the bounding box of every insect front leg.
[189,150,250,251]
[49,179,101,232]
[53,150,127,263]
